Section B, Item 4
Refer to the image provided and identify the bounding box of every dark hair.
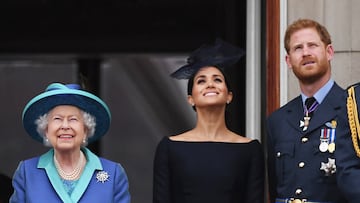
[187,66,232,95]
[284,18,332,53]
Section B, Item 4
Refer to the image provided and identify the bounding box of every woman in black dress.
[153,39,265,203]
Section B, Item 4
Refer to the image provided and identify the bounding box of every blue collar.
[37,147,103,203]
[301,79,334,104]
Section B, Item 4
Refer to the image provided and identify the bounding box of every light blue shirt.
[301,78,334,105]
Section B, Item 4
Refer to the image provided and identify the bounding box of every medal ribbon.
[303,97,319,116]
[320,128,330,143]
[330,128,336,143]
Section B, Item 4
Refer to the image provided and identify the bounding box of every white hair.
[35,109,96,146]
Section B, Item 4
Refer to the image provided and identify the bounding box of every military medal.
[326,120,337,153]
[300,98,319,131]
[328,143,335,153]
[320,158,336,176]
[299,116,311,131]
[319,128,330,152]
[319,142,329,152]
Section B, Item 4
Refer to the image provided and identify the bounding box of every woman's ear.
[187,95,195,106]
[227,91,233,104]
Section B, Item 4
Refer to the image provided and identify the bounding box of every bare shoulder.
[169,131,194,141]
[230,132,253,143]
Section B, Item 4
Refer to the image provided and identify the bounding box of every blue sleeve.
[336,87,360,203]
[9,161,25,203]
[113,163,131,203]
[335,123,360,203]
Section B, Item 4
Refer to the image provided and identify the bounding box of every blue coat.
[336,84,360,203]
[266,83,348,202]
[10,148,131,203]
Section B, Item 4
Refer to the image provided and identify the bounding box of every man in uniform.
[266,18,349,203]
[336,83,360,203]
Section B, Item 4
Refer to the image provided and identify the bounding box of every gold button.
[295,188,302,195]
[298,162,305,168]
[292,199,302,203]
[301,137,308,143]
[277,152,281,157]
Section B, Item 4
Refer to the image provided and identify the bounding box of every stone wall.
[285,0,360,100]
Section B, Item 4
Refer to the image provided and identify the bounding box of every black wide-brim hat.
[170,38,245,79]
[22,83,111,144]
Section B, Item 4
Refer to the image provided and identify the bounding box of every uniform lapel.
[285,96,305,133]
[305,83,343,133]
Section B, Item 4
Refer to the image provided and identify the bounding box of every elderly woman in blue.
[10,83,131,203]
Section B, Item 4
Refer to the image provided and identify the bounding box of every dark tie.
[304,97,319,117]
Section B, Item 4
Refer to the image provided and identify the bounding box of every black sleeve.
[153,137,171,203]
[266,118,278,203]
[246,140,265,203]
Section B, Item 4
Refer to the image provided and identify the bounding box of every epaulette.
[346,82,360,90]
[347,84,360,157]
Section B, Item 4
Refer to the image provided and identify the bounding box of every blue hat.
[22,83,111,144]
[170,38,245,79]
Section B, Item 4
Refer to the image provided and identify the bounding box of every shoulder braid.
[347,85,360,157]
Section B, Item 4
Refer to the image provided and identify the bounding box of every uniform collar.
[301,78,334,104]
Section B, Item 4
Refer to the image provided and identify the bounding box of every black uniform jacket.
[266,83,349,203]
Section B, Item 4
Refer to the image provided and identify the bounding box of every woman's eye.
[214,78,222,83]
[70,117,78,121]
[197,79,205,84]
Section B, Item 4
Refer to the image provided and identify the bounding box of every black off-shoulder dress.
[153,136,265,203]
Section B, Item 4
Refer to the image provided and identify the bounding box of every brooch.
[320,158,336,176]
[96,171,110,183]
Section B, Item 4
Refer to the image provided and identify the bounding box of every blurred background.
[0,1,247,202]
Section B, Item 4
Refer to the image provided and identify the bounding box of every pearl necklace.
[54,152,85,180]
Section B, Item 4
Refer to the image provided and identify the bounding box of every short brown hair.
[284,19,332,53]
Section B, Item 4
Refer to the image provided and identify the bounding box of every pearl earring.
[43,137,51,147]
[82,138,88,146]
